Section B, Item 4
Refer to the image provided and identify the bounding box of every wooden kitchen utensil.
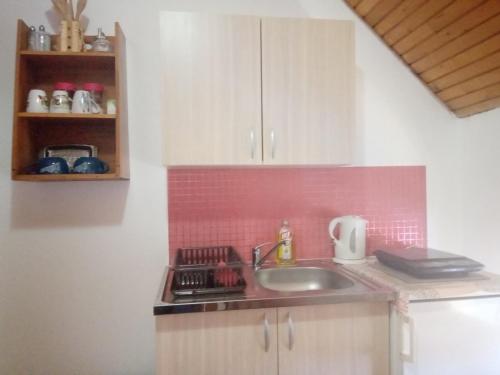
[75,0,87,21]
[68,0,74,20]
[51,0,66,18]
[64,0,72,21]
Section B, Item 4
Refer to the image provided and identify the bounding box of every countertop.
[154,259,396,315]
[346,257,500,313]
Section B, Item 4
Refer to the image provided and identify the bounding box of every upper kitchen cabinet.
[262,18,354,165]
[160,12,262,165]
[161,13,354,166]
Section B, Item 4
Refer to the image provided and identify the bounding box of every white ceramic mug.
[26,89,49,113]
[50,90,71,113]
[72,90,100,114]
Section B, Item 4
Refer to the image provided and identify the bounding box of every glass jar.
[49,90,71,113]
[37,25,51,51]
[82,82,104,113]
[54,82,76,99]
[28,26,37,50]
[91,28,112,52]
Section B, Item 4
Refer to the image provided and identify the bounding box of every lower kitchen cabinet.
[278,303,389,375]
[156,308,278,375]
[156,302,389,375]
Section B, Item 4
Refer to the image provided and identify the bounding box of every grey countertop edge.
[153,261,397,315]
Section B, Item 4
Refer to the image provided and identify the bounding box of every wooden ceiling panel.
[374,0,428,35]
[429,50,500,91]
[438,67,500,101]
[392,0,485,55]
[382,0,454,45]
[356,0,384,16]
[420,33,500,82]
[455,96,500,117]
[364,0,402,26]
[347,0,364,7]
[412,14,500,73]
[346,0,500,117]
[402,0,500,64]
[447,82,500,110]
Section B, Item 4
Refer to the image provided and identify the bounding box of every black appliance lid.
[374,247,484,278]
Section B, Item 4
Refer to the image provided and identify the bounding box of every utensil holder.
[70,21,83,52]
[58,20,83,52]
[59,21,69,51]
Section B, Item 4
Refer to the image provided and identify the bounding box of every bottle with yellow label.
[276,220,295,266]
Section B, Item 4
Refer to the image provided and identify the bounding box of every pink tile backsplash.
[168,166,427,263]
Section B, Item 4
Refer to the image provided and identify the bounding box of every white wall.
[459,110,500,273]
[0,1,168,374]
[0,0,497,373]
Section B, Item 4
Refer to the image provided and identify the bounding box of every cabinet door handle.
[270,130,276,159]
[400,314,414,362]
[263,313,270,352]
[287,312,294,351]
[250,129,256,160]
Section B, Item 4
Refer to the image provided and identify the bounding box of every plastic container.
[276,220,295,265]
[82,82,104,113]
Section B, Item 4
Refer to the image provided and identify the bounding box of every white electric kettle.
[328,215,368,264]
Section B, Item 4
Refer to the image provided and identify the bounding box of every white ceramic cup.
[26,89,49,113]
[50,90,71,113]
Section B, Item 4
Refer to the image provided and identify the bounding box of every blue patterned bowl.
[37,157,69,174]
[73,157,109,174]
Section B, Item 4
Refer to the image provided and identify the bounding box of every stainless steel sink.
[255,266,355,292]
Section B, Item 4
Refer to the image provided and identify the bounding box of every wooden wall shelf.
[11,19,129,181]
[17,112,116,120]
[13,173,128,182]
[20,50,115,58]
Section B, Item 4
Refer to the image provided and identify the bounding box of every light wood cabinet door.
[160,12,262,166]
[277,303,389,375]
[261,18,354,165]
[156,308,278,375]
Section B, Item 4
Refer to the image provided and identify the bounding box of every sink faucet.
[252,240,286,269]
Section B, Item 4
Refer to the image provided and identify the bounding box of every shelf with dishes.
[13,120,118,178]
[11,19,128,181]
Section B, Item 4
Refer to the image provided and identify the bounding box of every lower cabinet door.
[156,308,278,375]
[397,298,500,375]
[277,303,389,375]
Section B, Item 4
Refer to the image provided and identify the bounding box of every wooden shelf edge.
[19,50,115,58]
[12,173,129,181]
[17,112,116,120]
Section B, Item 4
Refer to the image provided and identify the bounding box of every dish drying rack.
[171,246,247,296]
